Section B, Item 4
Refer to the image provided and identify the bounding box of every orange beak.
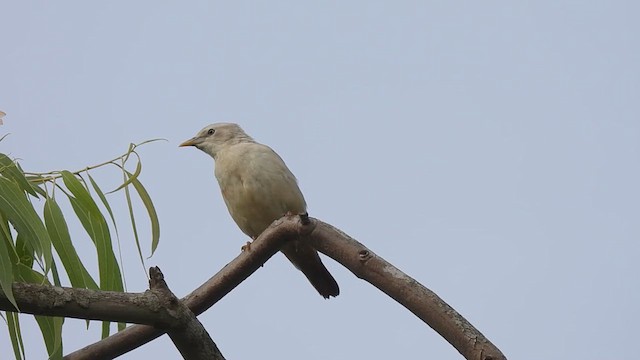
[179,137,199,147]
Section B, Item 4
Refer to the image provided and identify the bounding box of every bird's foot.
[241,241,252,252]
[299,212,310,225]
[283,211,310,225]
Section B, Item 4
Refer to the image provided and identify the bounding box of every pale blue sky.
[1,1,639,359]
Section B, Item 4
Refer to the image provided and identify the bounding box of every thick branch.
[0,268,227,360]
[147,267,224,360]
[308,220,506,360]
[0,269,226,359]
[64,215,307,359]
[0,283,176,327]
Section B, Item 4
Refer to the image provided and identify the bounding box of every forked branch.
[64,216,505,360]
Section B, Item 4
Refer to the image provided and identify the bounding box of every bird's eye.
[207,129,215,135]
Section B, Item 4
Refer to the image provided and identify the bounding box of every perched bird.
[180,123,339,298]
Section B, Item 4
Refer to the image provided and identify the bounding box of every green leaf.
[15,162,46,197]
[66,193,119,338]
[0,177,52,272]
[61,180,123,293]
[122,171,146,274]
[87,173,120,240]
[6,311,26,360]
[0,220,17,309]
[102,321,110,339]
[34,314,63,359]
[43,197,98,290]
[0,154,38,197]
[121,143,136,164]
[50,259,62,287]
[16,265,63,359]
[14,234,34,269]
[87,173,123,295]
[108,159,142,194]
[127,171,160,255]
[0,213,19,267]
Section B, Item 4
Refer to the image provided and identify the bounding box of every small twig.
[24,139,165,184]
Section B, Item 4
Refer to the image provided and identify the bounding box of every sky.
[1,1,639,359]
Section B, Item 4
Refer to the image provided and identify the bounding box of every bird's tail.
[281,241,340,298]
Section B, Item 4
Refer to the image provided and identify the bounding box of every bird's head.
[179,123,254,158]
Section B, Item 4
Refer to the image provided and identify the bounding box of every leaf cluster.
[0,140,161,359]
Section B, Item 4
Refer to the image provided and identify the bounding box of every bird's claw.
[241,241,252,252]
[299,212,310,225]
[284,211,310,225]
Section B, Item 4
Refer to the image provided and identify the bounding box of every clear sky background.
[1,1,639,359]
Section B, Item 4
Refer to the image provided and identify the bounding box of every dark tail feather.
[281,241,340,298]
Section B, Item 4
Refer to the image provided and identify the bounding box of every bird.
[180,123,339,298]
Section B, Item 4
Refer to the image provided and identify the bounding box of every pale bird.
[180,123,339,298]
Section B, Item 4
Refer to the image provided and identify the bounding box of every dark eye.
[207,129,215,135]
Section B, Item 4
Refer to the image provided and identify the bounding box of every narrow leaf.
[121,143,135,164]
[60,171,123,291]
[0,154,38,197]
[87,174,120,239]
[0,177,52,272]
[102,321,110,339]
[6,311,26,360]
[0,221,17,309]
[14,234,34,270]
[16,265,64,359]
[50,259,62,287]
[66,196,123,291]
[127,171,160,255]
[66,195,119,335]
[0,211,18,265]
[123,171,146,273]
[44,197,98,290]
[15,162,46,197]
[34,315,63,360]
[107,159,141,194]
[87,173,125,292]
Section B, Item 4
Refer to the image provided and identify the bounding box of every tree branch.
[308,219,506,360]
[0,268,226,359]
[0,282,176,327]
[147,266,224,360]
[64,215,306,359]
[59,215,504,360]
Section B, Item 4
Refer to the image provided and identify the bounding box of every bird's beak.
[179,137,200,147]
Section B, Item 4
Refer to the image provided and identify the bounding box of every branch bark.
[0,267,225,360]
[0,281,176,327]
[309,220,506,360]
[147,266,224,360]
[64,215,306,359]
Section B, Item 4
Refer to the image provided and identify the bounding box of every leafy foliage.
[0,141,162,359]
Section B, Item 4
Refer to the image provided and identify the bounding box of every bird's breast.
[214,144,306,238]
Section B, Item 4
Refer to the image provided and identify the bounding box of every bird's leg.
[284,211,310,225]
[299,212,310,225]
[240,237,264,267]
[241,237,255,252]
